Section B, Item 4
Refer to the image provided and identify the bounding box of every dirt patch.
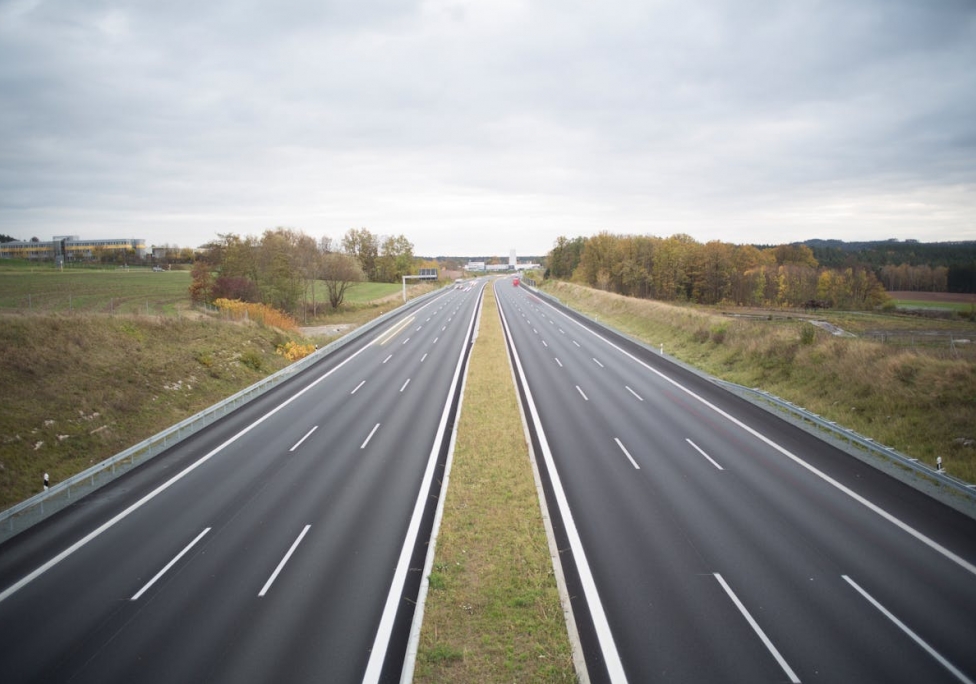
[300,323,355,338]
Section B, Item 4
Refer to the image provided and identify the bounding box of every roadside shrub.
[693,327,710,343]
[213,298,298,332]
[800,325,816,345]
[276,341,316,362]
[239,349,263,371]
[710,323,728,344]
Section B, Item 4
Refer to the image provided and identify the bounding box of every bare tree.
[321,252,364,309]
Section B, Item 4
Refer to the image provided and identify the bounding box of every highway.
[494,278,976,684]
[0,281,485,684]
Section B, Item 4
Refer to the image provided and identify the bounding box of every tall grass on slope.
[414,287,575,683]
[544,281,976,485]
[0,315,306,508]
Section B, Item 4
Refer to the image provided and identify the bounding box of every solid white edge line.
[714,573,801,684]
[289,425,318,452]
[496,285,590,683]
[351,380,366,394]
[258,524,311,597]
[686,438,724,470]
[625,386,644,402]
[361,423,381,449]
[400,285,485,683]
[614,438,641,470]
[131,527,211,601]
[363,281,486,684]
[843,575,974,684]
[496,286,627,682]
[541,296,976,579]
[0,318,392,605]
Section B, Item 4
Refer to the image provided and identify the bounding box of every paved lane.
[496,279,976,684]
[0,282,485,683]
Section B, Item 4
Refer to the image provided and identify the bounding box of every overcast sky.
[1,0,974,257]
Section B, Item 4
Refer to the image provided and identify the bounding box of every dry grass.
[414,287,575,683]
[0,313,309,508]
[544,281,976,484]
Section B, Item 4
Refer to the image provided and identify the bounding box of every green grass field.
[893,298,974,313]
[0,261,431,319]
[341,281,403,303]
[0,265,192,315]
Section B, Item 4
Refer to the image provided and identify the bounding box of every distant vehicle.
[152,266,164,272]
[513,277,520,286]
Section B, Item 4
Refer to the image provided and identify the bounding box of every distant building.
[0,236,147,263]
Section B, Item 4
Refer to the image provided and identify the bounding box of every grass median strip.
[414,286,576,683]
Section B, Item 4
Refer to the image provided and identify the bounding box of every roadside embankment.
[0,314,311,508]
[542,280,976,485]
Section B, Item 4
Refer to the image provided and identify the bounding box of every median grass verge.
[414,285,576,683]
[542,280,976,485]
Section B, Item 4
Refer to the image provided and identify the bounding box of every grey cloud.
[1,0,974,254]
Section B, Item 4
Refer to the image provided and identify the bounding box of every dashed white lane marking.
[361,423,381,449]
[259,525,311,597]
[614,438,640,470]
[843,575,974,684]
[715,573,800,684]
[686,438,724,470]
[289,426,319,452]
[131,528,211,601]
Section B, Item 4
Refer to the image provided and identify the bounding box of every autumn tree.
[548,236,585,279]
[321,252,365,308]
[188,260,213,303]
[652,234,696,301]
[375,234,415,283]
[342,228,379,281]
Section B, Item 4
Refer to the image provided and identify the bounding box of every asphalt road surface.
[0,281,485,684]
[495,278,976,684]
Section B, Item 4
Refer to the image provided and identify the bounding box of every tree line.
[189,227,430,320]
[546,233,891,309]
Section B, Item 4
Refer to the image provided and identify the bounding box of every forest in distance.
[545,234,976,309]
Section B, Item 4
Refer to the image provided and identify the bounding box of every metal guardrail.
[0,288,444,543]
[717,382,976,501]
[525,282,976,509]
